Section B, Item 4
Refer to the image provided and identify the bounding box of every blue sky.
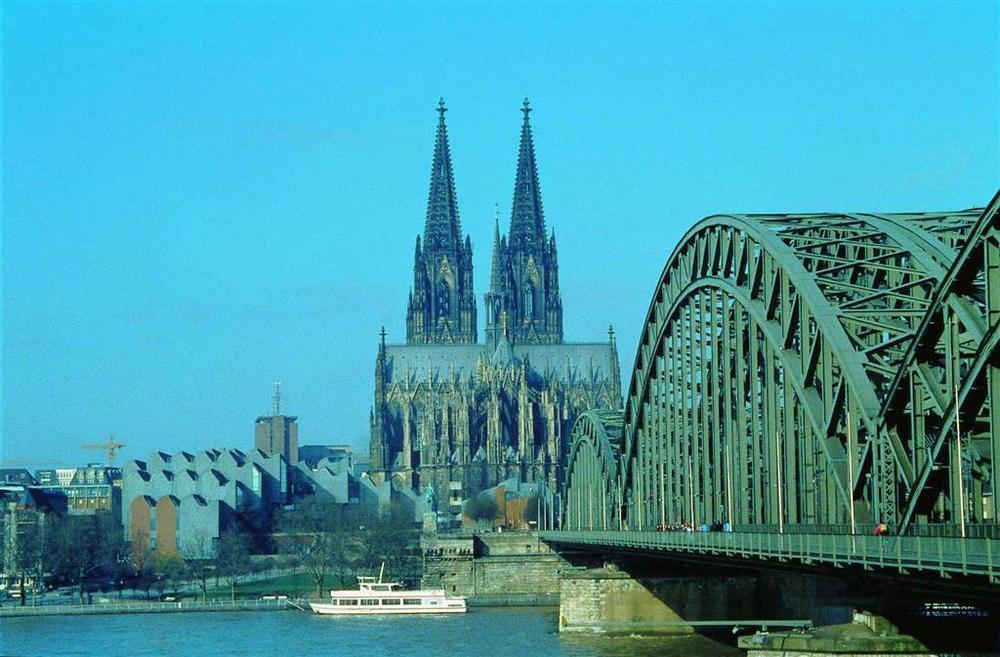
[2,2,997,466]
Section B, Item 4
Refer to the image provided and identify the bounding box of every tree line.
[2,500,419,605]
[276,498,417,597]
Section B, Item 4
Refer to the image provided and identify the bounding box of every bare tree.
[279,498,356,597]
[215,531,252,601]
[47,512,125,604]
[11,522,42,607]
[154,551,185,597]
[355,503,417,582]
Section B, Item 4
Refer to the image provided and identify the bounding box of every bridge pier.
[558,563,760,634]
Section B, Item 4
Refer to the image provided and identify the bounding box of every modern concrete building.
[255,415,298,466]
[122,448,287,558]
[254,384,299,465]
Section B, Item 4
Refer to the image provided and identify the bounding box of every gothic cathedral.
[371,99,621,503]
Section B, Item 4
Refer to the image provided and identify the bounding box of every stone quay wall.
[421,530,566,604]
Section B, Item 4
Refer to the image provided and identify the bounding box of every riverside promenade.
[0,598,306,618]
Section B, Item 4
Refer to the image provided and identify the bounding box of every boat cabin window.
[403,598,422,605]
[337,599,359,606]
[382,598,401,605]
[361,599,380,606]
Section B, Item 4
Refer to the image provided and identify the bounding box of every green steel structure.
[553,191,1000,579]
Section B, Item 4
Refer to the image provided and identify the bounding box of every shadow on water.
[558,632,741,657]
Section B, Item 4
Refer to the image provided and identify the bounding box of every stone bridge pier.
[555,556,1000,653]
[558,561,812,635]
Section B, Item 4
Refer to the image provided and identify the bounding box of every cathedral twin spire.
[406,98,563,347]
[406,99,477,344]
[487,99,563,348]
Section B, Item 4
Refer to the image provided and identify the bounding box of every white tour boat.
[309,565,467,616]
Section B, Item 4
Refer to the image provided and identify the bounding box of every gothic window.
[525,282,536,319]
[436,281,451,318]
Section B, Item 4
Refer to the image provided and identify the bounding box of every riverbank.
[0,598,298,618]
[0,593,558,618]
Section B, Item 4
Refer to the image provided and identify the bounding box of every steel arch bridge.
[551,191,1000,581]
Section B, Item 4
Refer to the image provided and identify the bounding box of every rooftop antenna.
[272,381,282,416]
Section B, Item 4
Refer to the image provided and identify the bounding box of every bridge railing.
[732,524,1000,540]
[541,530,1000,582]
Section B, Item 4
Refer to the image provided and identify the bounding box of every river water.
[0,608,741,657]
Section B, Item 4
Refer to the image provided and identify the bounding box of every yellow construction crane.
[81,436,126,465]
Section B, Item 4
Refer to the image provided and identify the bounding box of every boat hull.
[309,602,467,615]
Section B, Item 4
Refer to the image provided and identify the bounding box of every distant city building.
[370,100,621,502]
[254,383,299,465]
[34,464,122,516]
[0,485,67,586]
[0,469,36,487]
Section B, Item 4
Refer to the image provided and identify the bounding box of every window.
[252,465,262,496]
[361,599,380,606]
[436,281,451,318]
[382,598,401,605]
[403,598,423,606]
[524,282,536,319]
[337,599,359,606]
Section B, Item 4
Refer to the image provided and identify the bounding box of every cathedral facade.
[370,99,621,500]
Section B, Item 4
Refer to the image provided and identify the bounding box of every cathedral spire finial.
[423,98,461,248]
[509,98,545,250]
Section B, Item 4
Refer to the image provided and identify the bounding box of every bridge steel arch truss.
[563,409,624,531]
[563,201,1000,543]
[880,192,1000,536]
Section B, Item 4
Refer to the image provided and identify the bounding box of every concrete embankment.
[0,598,301,618]
[738,612,930,656]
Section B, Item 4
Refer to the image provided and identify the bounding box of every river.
[0,608,741,657]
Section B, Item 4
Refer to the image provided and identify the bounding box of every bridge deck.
[540,530,1000,582]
